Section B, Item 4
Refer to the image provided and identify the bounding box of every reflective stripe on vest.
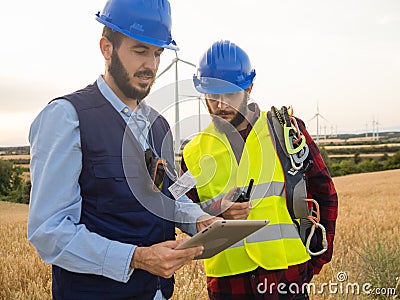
[183,111,310,277]
[200,181,285,211]
[229,223,301,248]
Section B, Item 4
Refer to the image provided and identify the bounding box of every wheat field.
[1,169,399,299]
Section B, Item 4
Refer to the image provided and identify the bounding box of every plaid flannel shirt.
[180,104,338,299]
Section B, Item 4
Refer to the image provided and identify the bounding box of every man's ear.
[99,36,113,60]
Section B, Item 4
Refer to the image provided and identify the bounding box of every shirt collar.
[96,75,151,119]
[248,102,260,126]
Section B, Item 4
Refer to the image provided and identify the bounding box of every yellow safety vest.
[183,111,310,277]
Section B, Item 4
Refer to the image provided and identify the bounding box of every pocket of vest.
[93,163,145,212]
[93,163,138,179]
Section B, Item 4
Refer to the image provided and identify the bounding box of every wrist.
[130,246,142,269]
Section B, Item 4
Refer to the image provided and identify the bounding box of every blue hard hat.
[96,0,178,50]
[193,40,256,94]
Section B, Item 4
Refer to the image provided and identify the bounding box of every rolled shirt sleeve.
[28,100,135,283]
[175,194,207,236]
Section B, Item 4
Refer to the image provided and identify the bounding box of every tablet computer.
[175,219,269,259]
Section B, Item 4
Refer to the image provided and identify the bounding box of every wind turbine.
[308,103,329,145]
[180,94,205,134]
[156,51,196,156]
[375,119,381,141]
[372,117,376,140]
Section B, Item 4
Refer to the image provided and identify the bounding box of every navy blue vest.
[51,82,176,299]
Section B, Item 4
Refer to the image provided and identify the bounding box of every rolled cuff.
[103,241,136,283]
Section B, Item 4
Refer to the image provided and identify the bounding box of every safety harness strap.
[267,108,309,219]
[267,106,328,256]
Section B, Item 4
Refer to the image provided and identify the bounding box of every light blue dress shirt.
[28,76,205,284]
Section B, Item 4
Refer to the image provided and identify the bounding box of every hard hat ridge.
[96,0,178,50]
[194,40,255,94]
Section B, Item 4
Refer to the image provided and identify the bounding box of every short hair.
[102,26,125,49]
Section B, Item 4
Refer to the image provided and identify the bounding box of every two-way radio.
[235,179,254,203]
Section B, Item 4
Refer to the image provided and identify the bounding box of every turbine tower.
[372,118,375,140]
[156,51,196,156]
[309,103,329,145]
[180,94,204,134]
[375,119,380,141]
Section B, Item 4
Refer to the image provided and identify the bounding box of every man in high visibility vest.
[181,40,338,299]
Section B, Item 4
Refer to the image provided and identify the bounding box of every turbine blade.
[308,114,317,121]
[177,58,196,67]
[156,61,175,78]
[319,114,329,122]
[180,94,200,98]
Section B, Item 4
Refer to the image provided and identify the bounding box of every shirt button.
[123,108,129,114]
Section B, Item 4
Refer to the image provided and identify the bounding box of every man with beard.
[181,40,338,299]
[27,1,219,299]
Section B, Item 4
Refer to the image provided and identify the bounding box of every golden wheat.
[0,155,30,161]
[0,202,51,300]
[1,170,399,299]
[309,169,400,300]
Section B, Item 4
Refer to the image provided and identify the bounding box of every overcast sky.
[1,0,399,146]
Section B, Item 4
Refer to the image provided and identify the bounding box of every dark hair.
[102,26,125,49]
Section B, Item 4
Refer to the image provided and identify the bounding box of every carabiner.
[289,155,303,171]
[292,144,310,164]
[284,124,306,155]
[306,222,328,256]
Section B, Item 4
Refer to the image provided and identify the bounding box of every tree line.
[320,148,400,177]
[0,160,30,204]
[0,148,400,204]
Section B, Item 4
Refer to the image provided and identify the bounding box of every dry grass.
[329,153,396,158]
[0,155,30,160]
[324,143,400,150]
[310,169,400,299]
[1,170,399,299]
[0,202,51,300]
